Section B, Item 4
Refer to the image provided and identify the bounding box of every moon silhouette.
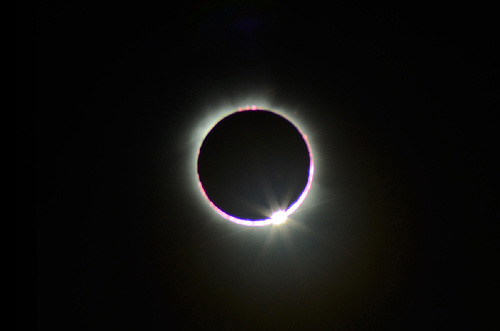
[197,108,314,226]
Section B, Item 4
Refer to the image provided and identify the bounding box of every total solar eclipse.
[197,107,314,226]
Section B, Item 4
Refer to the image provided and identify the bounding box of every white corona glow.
[195,106,315,227]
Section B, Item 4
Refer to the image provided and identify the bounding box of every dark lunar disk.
[197,110,311,221]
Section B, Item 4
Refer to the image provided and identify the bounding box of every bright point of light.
[271,210,288,225]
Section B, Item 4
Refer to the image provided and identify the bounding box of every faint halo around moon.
[196,108,314,226]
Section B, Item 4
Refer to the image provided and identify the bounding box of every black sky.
[37,1,498,330]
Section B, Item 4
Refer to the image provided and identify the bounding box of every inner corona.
[197,107,314,226]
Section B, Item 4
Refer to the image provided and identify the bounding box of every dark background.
[37,1,497,330]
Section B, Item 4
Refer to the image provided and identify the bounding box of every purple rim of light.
[197,107,315,226]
